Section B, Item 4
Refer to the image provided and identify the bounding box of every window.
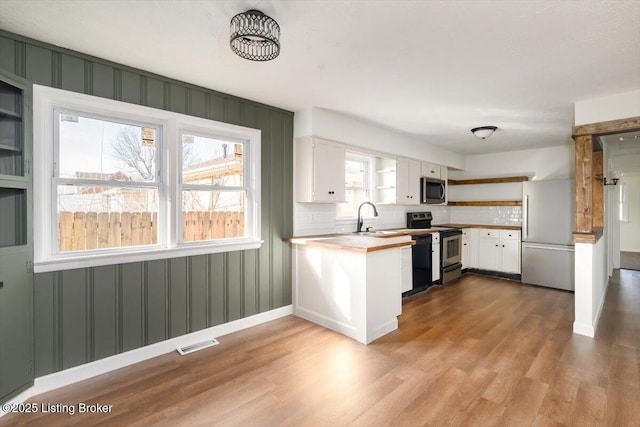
[337,153,373,218]
[619,181,629,222]
[33,85,261,272]
[55,112,161,252]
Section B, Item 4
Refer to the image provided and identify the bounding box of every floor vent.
[177,338,219,356]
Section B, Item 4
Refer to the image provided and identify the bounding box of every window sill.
[34,240,263,273]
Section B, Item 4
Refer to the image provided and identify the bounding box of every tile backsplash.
[293,203,521,236]
[449,206,522,227]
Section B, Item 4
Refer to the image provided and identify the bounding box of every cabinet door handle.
[502,245,505,247]
[495,245,498,247]
[0,281,3,288]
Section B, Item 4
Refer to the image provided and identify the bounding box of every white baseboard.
[572,321,595,337]
[1,305,292,417]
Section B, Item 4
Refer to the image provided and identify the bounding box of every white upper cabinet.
[396,157,420,205]
[421,161,440,179]
[295,137,346,203]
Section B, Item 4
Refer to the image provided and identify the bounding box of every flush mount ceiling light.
[230,9,280,61]
[471,126,498,140]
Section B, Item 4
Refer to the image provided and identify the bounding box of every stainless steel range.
[406,212,463,285]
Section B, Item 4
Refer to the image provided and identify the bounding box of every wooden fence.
[58,211,244,252]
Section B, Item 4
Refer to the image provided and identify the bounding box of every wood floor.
[620,251,640,271]
[2,271,639,426]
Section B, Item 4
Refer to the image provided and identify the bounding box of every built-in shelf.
[0,143,21,152]
[376,169,396,173]
[0,107,21,120]
[376,186,396,190]
[448,176,529,185]
[448,201,522,207]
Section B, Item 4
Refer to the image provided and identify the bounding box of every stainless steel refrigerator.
[522,179,575,291]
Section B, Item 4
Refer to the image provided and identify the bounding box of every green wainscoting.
[0,30,293,377]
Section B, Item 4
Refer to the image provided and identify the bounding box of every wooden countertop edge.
[572,228,604,244]
[284,237,415,253]
[433,224,522,230]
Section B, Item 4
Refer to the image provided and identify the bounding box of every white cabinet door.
[432,240,440,283]
[499,230,521,274]
[478,230,500,271]
[313,140,345,202]
[501,239,521,273]
[467,228,479,268]
[295,137,346,203]
[396,157,420,205]
[408,159,421,204]
[421,161,440,179]
[395,157,410,204]
[462,238,469,269]
[401,247,413,294]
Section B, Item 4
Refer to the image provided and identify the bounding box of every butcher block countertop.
[285,233,415,253]
[434,223,522,231]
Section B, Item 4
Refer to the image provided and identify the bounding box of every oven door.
[442,234,462,267]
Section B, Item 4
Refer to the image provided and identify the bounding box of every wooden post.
[121,212,131,247]
[592,150,604,229]
[59,212,74,252]
[85,212,98,250]
[109,212,121,248]
[98,212,109,248]
[131,213,142,246]
[574,135,593,234]
[73,212,86,251]
[141,212,151,245]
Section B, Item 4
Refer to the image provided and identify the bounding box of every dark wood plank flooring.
[2,271,639,426]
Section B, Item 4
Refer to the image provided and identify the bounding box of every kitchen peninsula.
[286,233,414,344]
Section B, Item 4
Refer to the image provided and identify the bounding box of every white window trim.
[33,85,261,273]
[336,151,375,220]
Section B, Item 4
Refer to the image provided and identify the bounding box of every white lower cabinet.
[401,247,413,293]
[499,231,521,274]
[461,228,478,269]
[477,229,521,274]
[432,232,440,283]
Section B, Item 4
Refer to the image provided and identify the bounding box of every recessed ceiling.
[1,0,639,155]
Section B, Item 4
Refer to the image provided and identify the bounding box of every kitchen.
[288,110,576,343]
[0,1,639,425]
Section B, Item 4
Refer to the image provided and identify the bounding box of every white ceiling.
[1,0,639,155]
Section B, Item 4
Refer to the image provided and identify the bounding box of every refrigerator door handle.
[522,243,575,251]
[523,195,528,239]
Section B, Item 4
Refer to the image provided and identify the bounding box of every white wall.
[294,107,464,169]
[573,235,608,337]
[619,173,640,252]
[571,91,640,337]
[574,90,640,126]
[449,145,575,181]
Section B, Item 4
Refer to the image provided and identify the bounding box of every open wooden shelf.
[447,201,522,207]
[448,176,529,185]
[0,107,21,120]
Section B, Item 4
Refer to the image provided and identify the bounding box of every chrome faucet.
[357,202,379,233]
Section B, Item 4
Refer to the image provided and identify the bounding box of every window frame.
[177,127,251,245]
[33,85,261,273]
[619,181,629,223]
[336,151,374,219]
[52,107,165,255]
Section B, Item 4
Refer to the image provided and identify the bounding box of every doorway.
[600,130,640,271]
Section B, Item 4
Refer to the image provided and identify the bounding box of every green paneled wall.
[0,31,293,377]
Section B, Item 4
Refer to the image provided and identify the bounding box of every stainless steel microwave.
[421,177,446,204]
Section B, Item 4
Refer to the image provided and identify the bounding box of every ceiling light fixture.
[471,126,498,140]
[230,9,280,61]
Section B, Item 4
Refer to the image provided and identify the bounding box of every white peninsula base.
[292,242,406,344]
